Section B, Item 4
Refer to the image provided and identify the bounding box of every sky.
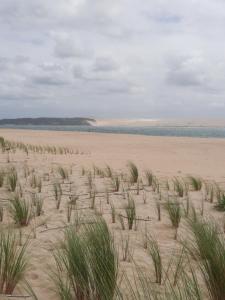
[0,0,225,119]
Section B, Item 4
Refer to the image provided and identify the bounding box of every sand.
[1,128,225,180]
[0,128,225,299]
[94,118,225,127]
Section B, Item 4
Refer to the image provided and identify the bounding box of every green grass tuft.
[146,234,162,284]
[8,193,31,226]
[165,199,182,239]
[51,217,119,300]
[7,168,18,192]
[188,176,202,191]
[127,161,139,184]
[125,194,136,230]
[0,229,29,294]
[187,216,225,300]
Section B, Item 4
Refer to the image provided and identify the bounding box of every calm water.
[1,125,225,138]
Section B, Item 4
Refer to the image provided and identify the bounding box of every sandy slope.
[0,128,225,299]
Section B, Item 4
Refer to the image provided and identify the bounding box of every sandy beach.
[0,128,225,180]
[0,128,225,299]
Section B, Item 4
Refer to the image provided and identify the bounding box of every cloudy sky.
[1,0,225,119]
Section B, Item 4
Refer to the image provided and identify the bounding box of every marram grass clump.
[0,229,29,294]
[8,193,31,226]
[51,217,119,300]
[127,161,139,184]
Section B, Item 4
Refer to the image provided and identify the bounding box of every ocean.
[1,125,225,138]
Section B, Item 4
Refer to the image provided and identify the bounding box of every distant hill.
[0,117,95,126]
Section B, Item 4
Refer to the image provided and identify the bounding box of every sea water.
[1,125,225,138]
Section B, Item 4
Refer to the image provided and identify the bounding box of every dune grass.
[155,200,161,221]
[58,166,69,181]
[8,193,31,226]
[127,261,202,300]
[51,217,119,300]
[120,234,133,262]
[0,229,29,294]
[110,202,116,223]
[66,202,73,223]
[188,176,202,191]
[0,136,5,150]
[173,177,185,197]
[165,199,182,239]
[105,165,113,178]
[112,175,120,192]
[33,194,44,216]
[145,170,154,187]
[53,182,62,209]
[0,169,5,187]
[36,177,42,193]
[0,206,3,222]
[146,234,162,284]
[127,161,139,184]
[125,194,136,230]
[187,215,225,300]
[30,173,37,189]
[214,190,225,211]
[7,169,18,192]
[90,189,96,209]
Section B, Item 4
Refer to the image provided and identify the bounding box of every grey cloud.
[104,85,132,94]
[166,54,207,87]
[93,57,118,72]
[73,65,84,79]
[167,69,204,87]
[156,15,182,23]
[31,75,68,86]
[0,56,29,71]
[53,35,93,59]
[1,0,225,118]
[39,62,63,71]
[13,55,30,64]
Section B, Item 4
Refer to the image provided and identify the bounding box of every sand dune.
[0,128,225,299]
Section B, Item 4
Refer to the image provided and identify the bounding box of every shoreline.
[1,125,225,140]
[1,126,225,140]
